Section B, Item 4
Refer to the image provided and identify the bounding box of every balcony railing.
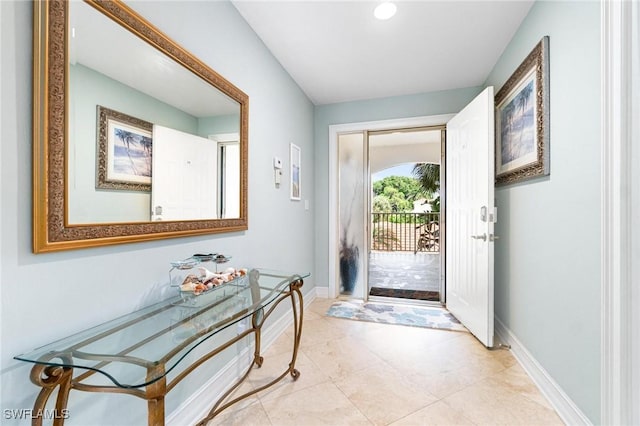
[371,212,440,253]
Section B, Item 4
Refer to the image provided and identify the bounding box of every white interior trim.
[208,132,240,142]
[631,4,640,422]
[495,318,591,425]
[328,114,455,298]
[600,1,637,424]
[166,288,317,425]
[314,285,328,299]
[0,1,4,399]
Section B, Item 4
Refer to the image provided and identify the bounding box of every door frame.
[209,132,240,219]
[600,0,639,424]
[328,114,455,299]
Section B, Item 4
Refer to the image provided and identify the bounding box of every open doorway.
[329,113,455,302]
[368,127,445,304]
[334,126,445,303]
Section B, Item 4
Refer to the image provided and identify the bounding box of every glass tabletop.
[15,269,308,388]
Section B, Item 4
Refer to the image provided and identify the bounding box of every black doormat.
[369,287,440,301]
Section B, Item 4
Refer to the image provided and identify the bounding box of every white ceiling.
[232,1,534,105]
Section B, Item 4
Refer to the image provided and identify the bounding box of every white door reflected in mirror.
[151,125,217,221]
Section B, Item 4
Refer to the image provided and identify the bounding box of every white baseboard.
[314,285,329,298]
[166,290,317,425]
[494,317,592,425]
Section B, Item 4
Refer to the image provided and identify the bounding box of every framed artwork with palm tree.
[495,36,549,185]
[96,106,153,191]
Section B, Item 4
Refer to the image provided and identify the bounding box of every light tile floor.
[209,298,564,426]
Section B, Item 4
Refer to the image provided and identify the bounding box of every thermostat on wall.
[273,156,283,187]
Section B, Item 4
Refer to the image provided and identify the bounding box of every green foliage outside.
[372,195,392,213]
[372,168,441,215]
[385,213,426,224]
[372,176,425,214]
[373,176,424,201]
[412,163,440,213]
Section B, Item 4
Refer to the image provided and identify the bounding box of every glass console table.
[15,269,308,426]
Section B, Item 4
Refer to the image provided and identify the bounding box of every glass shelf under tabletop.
[15,269,309,389]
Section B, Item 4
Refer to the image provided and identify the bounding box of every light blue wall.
[198,114,240,137]
[313,87,482,287]
[0,1,314,424]
[71,63,199,134]
[485,1,601,422]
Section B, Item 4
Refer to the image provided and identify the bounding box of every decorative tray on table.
[169,254,248,304]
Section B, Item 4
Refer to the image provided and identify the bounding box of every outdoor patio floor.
[368,251,440,293]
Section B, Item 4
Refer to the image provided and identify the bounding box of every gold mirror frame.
[33,0,249,253]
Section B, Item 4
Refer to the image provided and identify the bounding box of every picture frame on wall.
[96,105,153,191]
[290,143,301,200]
[495,36,550,185]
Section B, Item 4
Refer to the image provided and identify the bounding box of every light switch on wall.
[304,200,309,210]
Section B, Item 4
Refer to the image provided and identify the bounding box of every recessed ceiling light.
[374,2,397,20]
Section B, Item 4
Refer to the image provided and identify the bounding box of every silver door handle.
[471,233,487,241]
[490,234,500,242]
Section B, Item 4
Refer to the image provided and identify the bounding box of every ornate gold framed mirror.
[33,0,249,253]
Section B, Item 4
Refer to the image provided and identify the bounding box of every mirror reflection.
[68,1,241,224]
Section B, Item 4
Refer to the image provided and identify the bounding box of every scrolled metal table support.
[196,278,304,425]
[287,278,304,380]
[29,356,73,426]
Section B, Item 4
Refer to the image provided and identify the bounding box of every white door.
[151,125,217,221]
[445,87,496,347]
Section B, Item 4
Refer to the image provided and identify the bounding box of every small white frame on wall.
[290,143,301,200]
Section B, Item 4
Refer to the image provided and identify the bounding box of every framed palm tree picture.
[495,36,549,185]
[96,106,153,191]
